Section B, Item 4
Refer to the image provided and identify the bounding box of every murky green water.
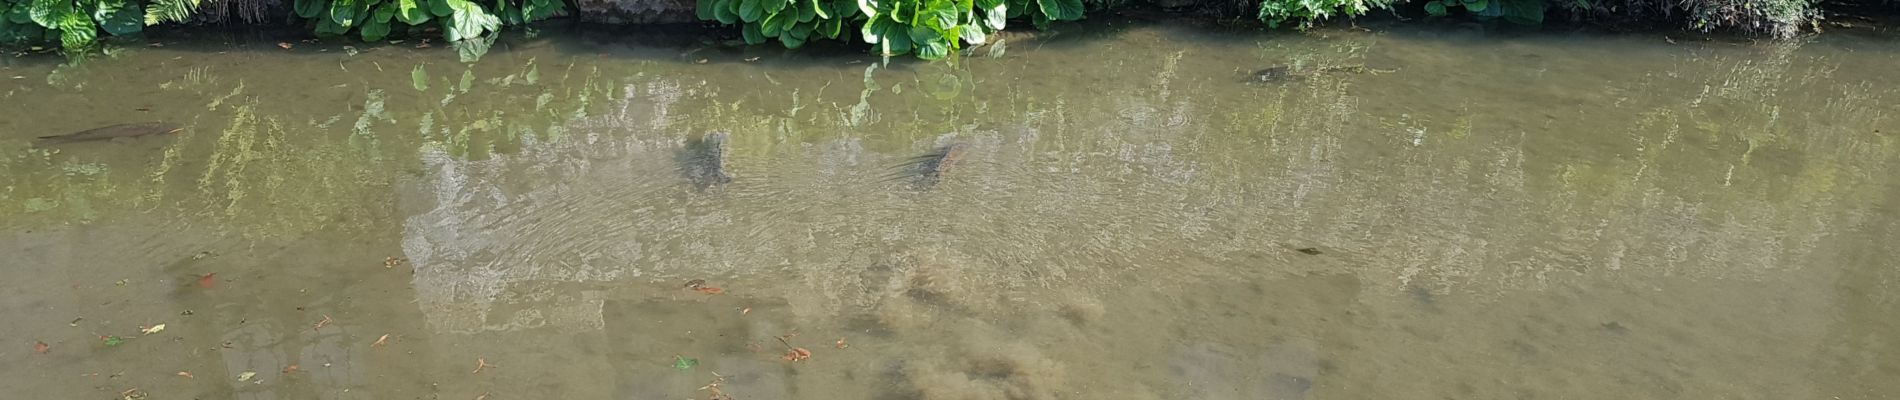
[3,21,1898,399]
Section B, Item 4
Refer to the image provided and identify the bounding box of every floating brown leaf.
[783,347,812,362]
[34,341,49,354]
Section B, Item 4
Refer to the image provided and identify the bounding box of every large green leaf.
[759,0,786,14]
[524,0,561,20]
[57,9,95,49]
[779,21,807,48]
[315,14,346,35]
[979,0,1004,30]
[761,10,782,36]
[441,0,498,41]
[861,17,909,55]
[914,36,948,59]
[962,22,985,44]
[741,21,763,44]
[7,4,33,24]
[295,0,327,18]
[696,0,717,20]
[1035,0,1080,20]
[1424,0,1447,16]
[811,0,827,19]
[830,0,856,18]
[332,0,360,28]
[1005,0,1026,18]
[820,16,841,39]
[372,2,396,22]
[429,0,453,16]
[94,0,143,36]
[398,0,431,24]
[361,18,391,40]
[30,0,66,27]
[1,20,46,44]
[712,0,736,23]
[738,0,762,22]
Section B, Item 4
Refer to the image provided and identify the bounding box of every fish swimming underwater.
[35,122,182,146]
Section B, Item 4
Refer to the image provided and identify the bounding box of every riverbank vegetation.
[0,0,1872,55]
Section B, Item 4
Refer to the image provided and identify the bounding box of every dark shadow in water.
[881,143,969,190]
[677,130,733,191]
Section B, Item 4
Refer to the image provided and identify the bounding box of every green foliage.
[1423,0,1545,24]
[141,0,194,25]
[294,0,560,43]
[1257,0,1394,28]
[1681,0,1816,37]
[696,0,1081,59]
[1,0,173,50]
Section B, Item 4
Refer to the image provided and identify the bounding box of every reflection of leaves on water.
[412,65,430,92]
[844,63,880,127]
[455,33,499,63]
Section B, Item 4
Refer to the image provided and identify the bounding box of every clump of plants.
[0,0,199,49]
[291,0,563,42]
[694,0,1085,59]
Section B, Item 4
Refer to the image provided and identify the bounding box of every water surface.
[2,21,1898,399]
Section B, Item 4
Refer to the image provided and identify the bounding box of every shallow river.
[2,20,1897,400]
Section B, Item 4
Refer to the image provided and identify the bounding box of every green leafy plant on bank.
[1422,0,1546,24]
[695,0,1083,59]
[1256,0,1395,28]
[0,0,199,49]
[292,0,563,42]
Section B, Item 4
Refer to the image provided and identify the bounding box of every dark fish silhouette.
[680,131,733,190]
[35,122,182,145]
[888,143,969,188]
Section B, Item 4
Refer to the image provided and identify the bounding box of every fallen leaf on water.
[472,357,494,374]
[283,364,300,373]
[384,257,406,269]
[237,371,256,382]
[34,341,49,354]
[198,273,217,288]
[776,335,811,362]
[673,355,699,370]
[101,336,125,347]
[835,338,848,349]
[371,334,391,347]
[684,279,706,289]
[694,287,726,295]
[475,391,489,400]
[140,324,166,335]
[313,315,333,331]
[744,57,760,62]
[695,59,709,64]
[740,307,751,315]
[783,347,812,362]
[69,317,83,326]
[120,387,146,400]
[277,42,292,50]
[176,371,193,378]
